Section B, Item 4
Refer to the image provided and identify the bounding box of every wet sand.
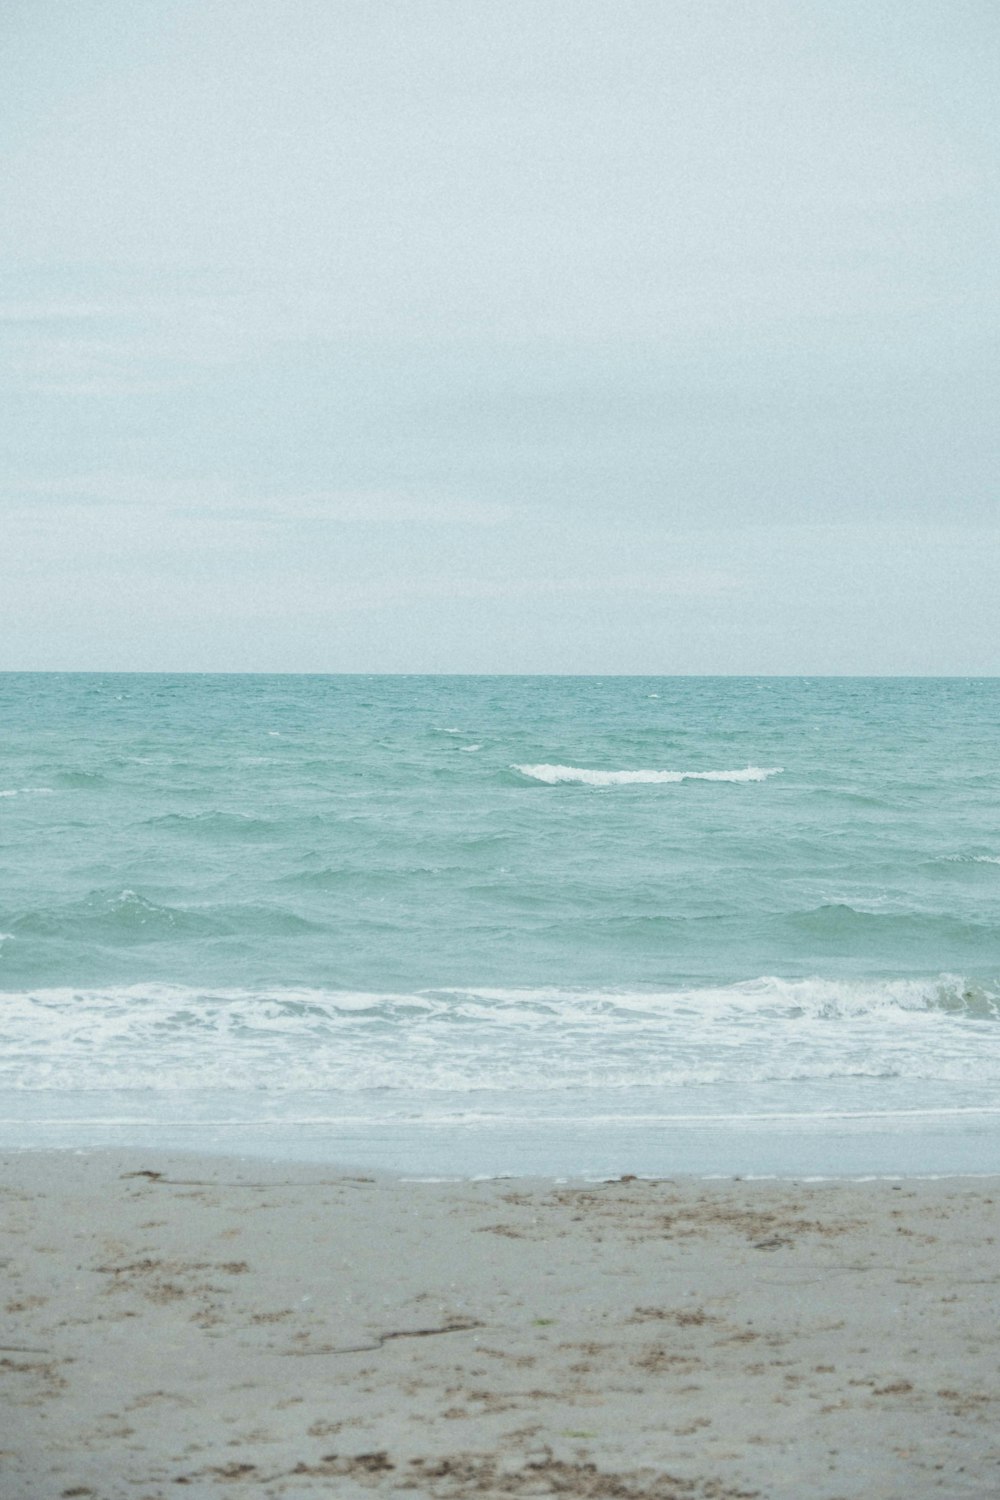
[2,1150,999,1498]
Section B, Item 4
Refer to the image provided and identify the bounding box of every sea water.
[1,674,998,1176]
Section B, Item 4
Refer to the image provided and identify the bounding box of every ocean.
[1,673,999,1177]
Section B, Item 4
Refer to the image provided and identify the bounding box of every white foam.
[513,764,783,786]
[0,975,997,1095]
[5,1105,1000,1130]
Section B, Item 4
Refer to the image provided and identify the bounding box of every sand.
[1,1151,999,1499]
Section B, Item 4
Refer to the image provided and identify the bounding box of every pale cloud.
[270,569,741,612]
[4,331,171,397]
[253,492,514,527]
[0,477,512,528]
[0,302,118,323]
[0,474,240,511]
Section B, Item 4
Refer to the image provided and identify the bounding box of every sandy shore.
[2,1152,999,1499]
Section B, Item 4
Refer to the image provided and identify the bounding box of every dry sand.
[1,1151,999,1499]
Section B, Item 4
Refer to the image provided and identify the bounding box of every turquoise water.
[2,674,999,1174]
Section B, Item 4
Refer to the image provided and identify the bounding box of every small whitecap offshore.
[512,764,783,786]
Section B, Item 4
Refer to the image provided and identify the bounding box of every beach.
[4,676,1000,1493]
[3,1151,999,1498]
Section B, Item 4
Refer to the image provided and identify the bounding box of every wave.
[512,764,783,786]
[1,974,997,1093]
[52,770,108,788]
[8,889,222,942]
[277,864,445,891]
[2,974,995,1025]
[144,811,280,839]
[5,889,318,944]
[787,903,996,944]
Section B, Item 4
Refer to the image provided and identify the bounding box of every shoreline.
[3,1149,1000,1497]
[6,1089,1000,1180]
[6,1140,1000,1184]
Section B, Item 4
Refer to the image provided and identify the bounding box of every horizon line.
[2,670,999,681]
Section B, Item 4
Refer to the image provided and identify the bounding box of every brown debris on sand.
[1,1152,998,1499]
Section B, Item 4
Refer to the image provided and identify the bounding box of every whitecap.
[512,764,783,786]
[2,974,995,1096]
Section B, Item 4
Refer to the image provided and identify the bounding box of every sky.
[2,0,998,673]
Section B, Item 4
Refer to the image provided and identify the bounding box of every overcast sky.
[2,0,998,672]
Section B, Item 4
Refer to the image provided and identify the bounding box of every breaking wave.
[513,764,783,786]
[1,975,996,1093]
